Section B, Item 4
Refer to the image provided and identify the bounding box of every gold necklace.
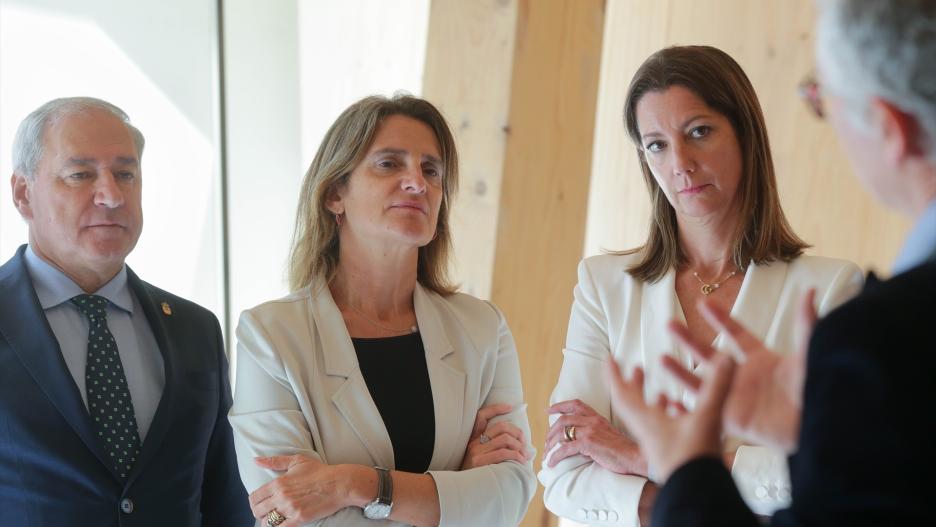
[692,268,739,295]
[347,302,418,334]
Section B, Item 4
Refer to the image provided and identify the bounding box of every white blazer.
[538,253,864,525]
[230,283,536,527]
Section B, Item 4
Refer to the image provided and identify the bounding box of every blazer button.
[120,498,134,514]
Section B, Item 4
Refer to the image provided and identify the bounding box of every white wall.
[1,0,433,344]
[224,0,430,337]
[0,0,224,317]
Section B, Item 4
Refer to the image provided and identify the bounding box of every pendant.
[700,284,714,295]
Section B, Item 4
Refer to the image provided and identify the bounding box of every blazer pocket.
[185,370,220,391]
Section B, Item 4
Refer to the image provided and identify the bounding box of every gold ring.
[564,425,577,442]
[267,509,286,527]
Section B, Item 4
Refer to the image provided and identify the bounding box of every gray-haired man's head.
[12,97,145,179]
[817,0,936,159]
[816,0,936,215]
[10,97,145,292]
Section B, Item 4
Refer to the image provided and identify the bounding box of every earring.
[335,213,342,227]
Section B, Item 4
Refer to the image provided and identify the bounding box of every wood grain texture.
[423,0,519,299]
[491,1,606,525]
[586,0,909,274]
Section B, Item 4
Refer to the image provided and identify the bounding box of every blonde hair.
[620,45,808,282]
[288,94,459,294]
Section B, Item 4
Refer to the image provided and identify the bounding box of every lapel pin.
[161,302,172,316]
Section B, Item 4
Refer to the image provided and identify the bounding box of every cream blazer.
[230,283,536,527]
[538,253,863,525]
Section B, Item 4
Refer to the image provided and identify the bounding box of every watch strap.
[375,466,392,504]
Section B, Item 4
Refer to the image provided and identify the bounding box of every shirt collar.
[24,245,134,314]
[892,199,936,275]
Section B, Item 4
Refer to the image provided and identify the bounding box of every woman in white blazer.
[538,46,863,526]
[230,95,535,527]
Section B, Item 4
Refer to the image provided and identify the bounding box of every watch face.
[363,500,392,520]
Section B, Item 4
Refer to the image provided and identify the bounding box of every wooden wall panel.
[586,0,909,274]
[423,0,519,299]
[491,1,606,526]
[426,2,606,526]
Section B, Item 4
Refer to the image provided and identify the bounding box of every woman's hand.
[461,403,532,470]
[545,399,648,476]
[249,454,367,526]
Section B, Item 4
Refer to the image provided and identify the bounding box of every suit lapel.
[414,286,465,470]
[636,261,788,406]
[0,246,117,476]
[124,269,177,485]
[315,285,395,468]
[714,260,788,355]
[638,267,689,403]
[313,284,467,470]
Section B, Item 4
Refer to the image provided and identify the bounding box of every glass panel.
[0,0,223,318]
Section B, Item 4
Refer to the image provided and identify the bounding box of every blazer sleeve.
[728,260,863,515]
[229,310,322,490]
[230,310,354,526]
[427,302,537,527]
[538,259,648,527]
[200,316,255,526]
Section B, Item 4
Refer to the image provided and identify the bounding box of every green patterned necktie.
[71,294,142,479]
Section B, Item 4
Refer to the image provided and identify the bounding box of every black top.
[352,332,435,473]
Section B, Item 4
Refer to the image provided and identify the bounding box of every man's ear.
[872,97,927,165]
[11,173,33,221]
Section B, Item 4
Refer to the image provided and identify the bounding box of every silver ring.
[267,509,286,527]
[479,434,491,444]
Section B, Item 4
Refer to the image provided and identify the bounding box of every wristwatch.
[363,466,393,520]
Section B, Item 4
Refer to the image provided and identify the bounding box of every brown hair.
[288,94,459,295]
[620,45,808,282]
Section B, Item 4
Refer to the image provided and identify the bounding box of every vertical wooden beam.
[423,0,519,299]
[425,1,605,525]
[492,2,605,526]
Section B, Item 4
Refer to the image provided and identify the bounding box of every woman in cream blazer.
[539,46,863,526]
[231,95,535,527]
[539,252,861,524]
[233,283,533,526]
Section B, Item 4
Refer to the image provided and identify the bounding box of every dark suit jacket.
[0,246,253,526]
[653,258,936,527]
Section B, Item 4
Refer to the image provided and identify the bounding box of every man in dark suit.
[1,97,253,525]
[604,1,936,525]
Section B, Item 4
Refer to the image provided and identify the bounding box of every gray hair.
[817,0,936,160]
[11,97,145,178]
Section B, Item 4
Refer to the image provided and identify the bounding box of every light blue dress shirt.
[892,199,936,275]
[24,246,165,441]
